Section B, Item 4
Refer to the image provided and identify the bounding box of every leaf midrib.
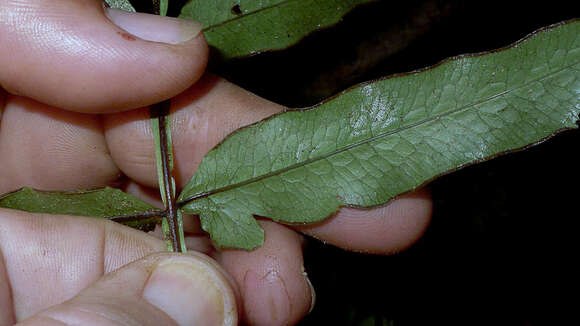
[178,59,580,206]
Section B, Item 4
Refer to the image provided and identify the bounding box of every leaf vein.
[178,59,580,207]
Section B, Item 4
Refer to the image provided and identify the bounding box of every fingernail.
[143,258,231,326]
[105,8,203,44]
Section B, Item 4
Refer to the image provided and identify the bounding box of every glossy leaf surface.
[179,21,580,249]
[0,187,159,230]
[179,0,375,60]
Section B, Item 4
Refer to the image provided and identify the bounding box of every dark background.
[147,1,580,325]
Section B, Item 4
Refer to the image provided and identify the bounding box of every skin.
[0,0,433,325]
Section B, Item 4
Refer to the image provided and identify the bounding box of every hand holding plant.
[0,0,434,324]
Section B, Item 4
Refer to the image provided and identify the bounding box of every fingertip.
[18,252,238,326]
[297,188,433,254]
[104,106,156,186]
[141,253,238,326]
[215,221,312,326]
[104,8,204,45]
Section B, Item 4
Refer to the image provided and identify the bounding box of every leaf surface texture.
[179,21,580,249]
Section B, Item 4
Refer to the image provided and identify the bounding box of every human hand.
[0,0,432,325]
[0,209,238,325]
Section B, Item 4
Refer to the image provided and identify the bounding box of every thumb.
[0,0,207,113]
[17,253,238,326]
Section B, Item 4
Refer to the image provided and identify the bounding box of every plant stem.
[157,101,184,252]
[150,101,185,253]
[146,0,187,253]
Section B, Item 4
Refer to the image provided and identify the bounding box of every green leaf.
[104,0,136,12]
[178,20,580,250]
[0,187,160,231]
[179,0,376,60]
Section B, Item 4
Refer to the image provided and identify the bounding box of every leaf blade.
[0,187,160,231]
[179,0,376,60]
[180,20,580,250]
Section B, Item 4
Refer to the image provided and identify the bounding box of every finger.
[104,74,284,188]
[0,208,164,321]
[214,221,314,326]
[296,188,433,254]
[0,0,207,113]
[215,222,313,326]
[0,208,239,325]
[0,95,119,194]
[17,252,237,326]
[123,180,164,208]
